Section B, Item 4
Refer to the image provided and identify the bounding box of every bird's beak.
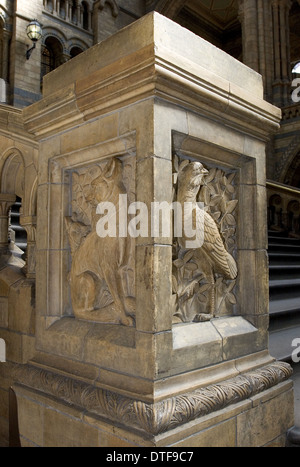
[201,168,209,175]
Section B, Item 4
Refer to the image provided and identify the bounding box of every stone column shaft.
[241,0,259,72]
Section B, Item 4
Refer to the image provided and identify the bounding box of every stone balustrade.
[267,180,300,237]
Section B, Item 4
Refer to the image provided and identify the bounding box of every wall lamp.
[26,20,42,60]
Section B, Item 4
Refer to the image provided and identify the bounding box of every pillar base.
[13,358,293,447]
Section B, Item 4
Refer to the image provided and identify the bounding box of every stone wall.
[0,104,38,446]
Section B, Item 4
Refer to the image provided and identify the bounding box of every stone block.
[44,407,99,448]
[237,382,294,447]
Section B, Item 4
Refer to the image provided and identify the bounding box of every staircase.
[8,196,27,267]
[268,231,300,361]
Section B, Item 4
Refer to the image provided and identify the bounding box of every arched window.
[59,0,66,19]
[41,44,55,79]
[40,37,64,87]
[82,2,89,30]
[70,46,83,58]
[71,0,78,24]
[46,0,53,12]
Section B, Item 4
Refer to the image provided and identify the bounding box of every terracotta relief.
[172,157,238,323]
[65,157,135,326]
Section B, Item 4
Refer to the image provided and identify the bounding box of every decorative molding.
[14,361,292,436]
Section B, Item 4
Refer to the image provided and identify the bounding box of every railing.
[281,103,300,121]
[267,181,300,237]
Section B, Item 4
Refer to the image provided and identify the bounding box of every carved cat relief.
[65,157,135,326]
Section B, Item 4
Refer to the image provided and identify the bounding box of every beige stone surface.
[13,377,294,447]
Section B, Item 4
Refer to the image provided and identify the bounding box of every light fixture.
[292,62,300,74]
[26,20,42,60]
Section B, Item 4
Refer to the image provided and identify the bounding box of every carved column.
[272,0,292,106]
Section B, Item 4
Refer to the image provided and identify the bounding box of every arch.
[40,33,71,85]
[0,150,27,263]
[42,28,68,55]
[97,0,119,17]
[70,46,83,58]
[0,13,5,29]
[67,37,89,55]
[82,1,89,30]
[0,149,25,197]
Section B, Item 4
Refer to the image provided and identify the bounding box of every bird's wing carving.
[201,210,233,277]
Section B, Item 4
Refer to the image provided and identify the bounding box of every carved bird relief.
[176,161,238,321]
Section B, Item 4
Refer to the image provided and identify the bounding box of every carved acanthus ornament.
[172,158,238,323]
[14,361,292,436]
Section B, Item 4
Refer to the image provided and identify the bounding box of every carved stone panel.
[65,156,136,326]
[172,156,238,324]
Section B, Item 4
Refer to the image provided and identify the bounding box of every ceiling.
[184,0,239,30]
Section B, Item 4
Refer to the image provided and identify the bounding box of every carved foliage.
[172,156,238,323]
[14,361,292,436]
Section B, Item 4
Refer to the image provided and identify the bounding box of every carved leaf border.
[14,361,292,436]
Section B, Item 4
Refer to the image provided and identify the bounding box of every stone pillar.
[239,0,274,102]
[9,2,43,107]
[65,0,69,20]
[239,0,259,72]
[264,0,275,102]
[272,0,292,106]
[88,9,92,31]
[17,13,293,447]
[77,2,81,26]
